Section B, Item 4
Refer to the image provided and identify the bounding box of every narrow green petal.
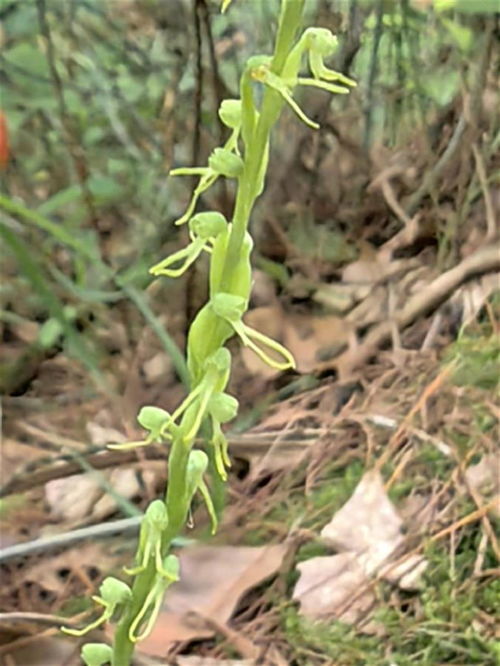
[128,583,164,643]
[174,172,219,226]
[251,65,318,129]
[169,382,204,426]
[150,239,207,278]
[297,77,350,95]
[170,167,208,176]
[197,478,218,534]
[107,439,153,451]
[61,610,109,637]
[231,320,295,371]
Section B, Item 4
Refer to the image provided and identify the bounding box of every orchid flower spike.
[150,212,228,278]
[211,293,296,371]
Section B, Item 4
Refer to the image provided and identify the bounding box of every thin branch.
[326,241,500,377]
[471,142,497,241]
[363,0,384,152]
[406,114,467,217]
[0,434,313,498]
[0,517,146,564]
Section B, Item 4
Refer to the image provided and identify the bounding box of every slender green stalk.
[62,3,355,664]
[111,9,305,665]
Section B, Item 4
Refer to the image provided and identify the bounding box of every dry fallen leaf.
[293,553,377,627]
[137,544,287,657]
[464,453,500,518]
[465,453,499,496]
[91,467,157,520]
[86,421,127,446]
[143,351,173,385]
[45,474,102,522]
[293,470,428,628]
[320,469,403,573]
[283,314,352,373]
[18,544,115,595]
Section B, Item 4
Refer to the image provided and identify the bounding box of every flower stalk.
[64,2,355,664]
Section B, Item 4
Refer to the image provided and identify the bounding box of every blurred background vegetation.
[0,0,497,407]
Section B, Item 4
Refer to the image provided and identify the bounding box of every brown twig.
[0,433,314,498]
[328,241,500,377]
[471,142,497,241]
[406,114,467,217]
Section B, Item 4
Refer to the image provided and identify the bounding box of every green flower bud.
[137,406,170,437]
[186,450,217,533]
[306,27,338,57]
[187,450,209,485]
[209,392,239,423]
[204,346,232,374]
[218,99,242,129]
[145,500,168,531]
[99,577,132,606]
[189,211,228,239]
[212,292,247,322]
[161,554,180,581]
[81,643,113,666]
[208,148,244,178]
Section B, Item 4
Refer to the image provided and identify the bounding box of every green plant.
[62,2,355,663]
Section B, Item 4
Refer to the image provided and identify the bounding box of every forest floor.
[1,284,498,666]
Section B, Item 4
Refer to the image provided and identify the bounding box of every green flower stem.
[110,3,307,664]
[219,0,305,292]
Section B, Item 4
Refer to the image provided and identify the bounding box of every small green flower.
[171,138,243,226]
[124,500,169,577]
[165,347,233,443]
[208,148,244,179]
[138,406,171,439]
[62,577,132,637]
[107,405,173,451]
[150,212,228,278]
[248,28,356,130]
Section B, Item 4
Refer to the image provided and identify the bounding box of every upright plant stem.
[110,3,305,664]
[221,0,305,288]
